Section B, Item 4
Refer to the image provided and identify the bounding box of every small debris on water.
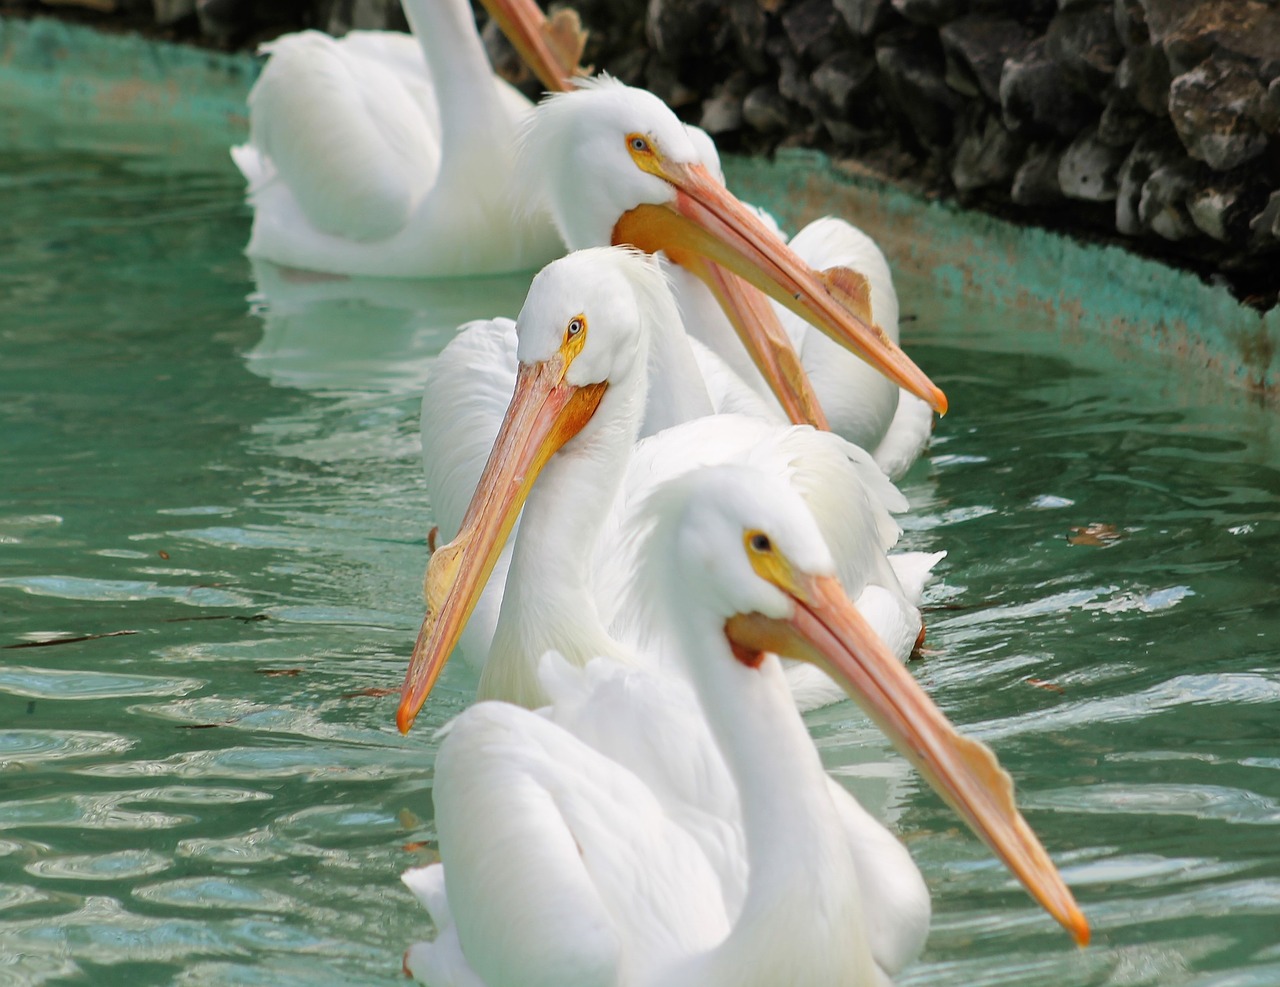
[1068,523,1123,547]
[3,629,138,649]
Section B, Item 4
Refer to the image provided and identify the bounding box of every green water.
[0,146,1277,987]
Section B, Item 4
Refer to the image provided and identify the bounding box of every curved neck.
[654,612,876,987]
[402,0,507,171]
[640,261,715,436]
[480,366,647,706]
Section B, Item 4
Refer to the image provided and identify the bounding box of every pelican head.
[398,248,670,732]
[519,77,946,419]
[641,465,1090,947]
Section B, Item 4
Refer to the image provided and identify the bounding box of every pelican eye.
[566,316,585,339]
[748,532,772,554]
[628,134,652,154]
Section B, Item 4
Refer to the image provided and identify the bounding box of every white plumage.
[232,0,563,277]
[402,465,1088,984]
[778,218,934,478]
[402,248,941,725]
[403,465,927,986]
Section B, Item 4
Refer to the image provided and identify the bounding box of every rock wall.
[12,0,1278,305]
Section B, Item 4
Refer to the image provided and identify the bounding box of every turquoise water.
[1,144,1277,987]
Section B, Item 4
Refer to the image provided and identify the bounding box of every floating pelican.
[779,218,935,478]
[401,465,1088,986]
[516,76,945,424]
[402,248,941,723]
[232,0,578,277]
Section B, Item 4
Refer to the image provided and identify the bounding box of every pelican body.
[402,466,1088,986]
[233,0,565,277]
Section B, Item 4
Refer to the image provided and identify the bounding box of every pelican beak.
[693,260,829,428]
[396,360,607,734]
[613,161,947,417]
[478,0,586,93]
[725,574,1089,945]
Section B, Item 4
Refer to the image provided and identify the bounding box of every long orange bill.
[725,574,1089,946]
[613,162,947,416]
[396,361,607,734]
[692,258,829,428]
[478,0,587,93]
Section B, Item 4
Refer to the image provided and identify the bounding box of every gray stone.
[1011,143,1066,204]
[1000,37,1098,136]
[1249,189,1280,243]
[1187,178,1270,244]
[1114,128,1185,234]
[891,0,964,27]
[153,0,195,24]
[726,0,769,74]
[1257,77,1280,134]
[644,59,698,111]
[777,52,820,115]
[1097,93,1151,147]
[811,50,877,114]
[743,85,792,134]
[781,0,848,62]
[1113,0,1148,46]
[1142,0,1280,77]
[1116,127,1192,232]
[971,0,1057,17]
[1045,5,1124,93]
[647,0,719,58]
[1168,60,1271,172]
[196,0,250,41]
[833,0,893,37]
[939,15,1036,102]
[952,111,1028,190]
[1139,160,1202,240]
[877,36,965,149]
[700,91,744,135]
[1058,125,1128,200]
[1114,43,1172,115]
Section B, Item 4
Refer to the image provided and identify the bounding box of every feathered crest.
[512,74,631,225]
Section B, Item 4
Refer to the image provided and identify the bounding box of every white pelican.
[515,76,945,425]
[401,466,1089,987]
[231,0,578,277]
[480,4,935,471]
[401,248,942,722]
[778,218,935,478]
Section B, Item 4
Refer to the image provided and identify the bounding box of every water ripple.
[26,849,171,881]
[1029,784,1280,826]
[0,730,133,764]
[0,575,252,608]
[0,793,192,832]
[0,665,203,701]
[973,673,1280,741]
[134,877,294,913]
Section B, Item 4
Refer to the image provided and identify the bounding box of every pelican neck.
[652,607,875,986]
[480,355,648,705]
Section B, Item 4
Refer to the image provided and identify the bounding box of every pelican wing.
[237,31,441,242]
[426,700,729,987]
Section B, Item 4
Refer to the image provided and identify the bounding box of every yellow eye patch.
[743,527,806,600]
[624,132,664,177]
[560,313,588,366]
